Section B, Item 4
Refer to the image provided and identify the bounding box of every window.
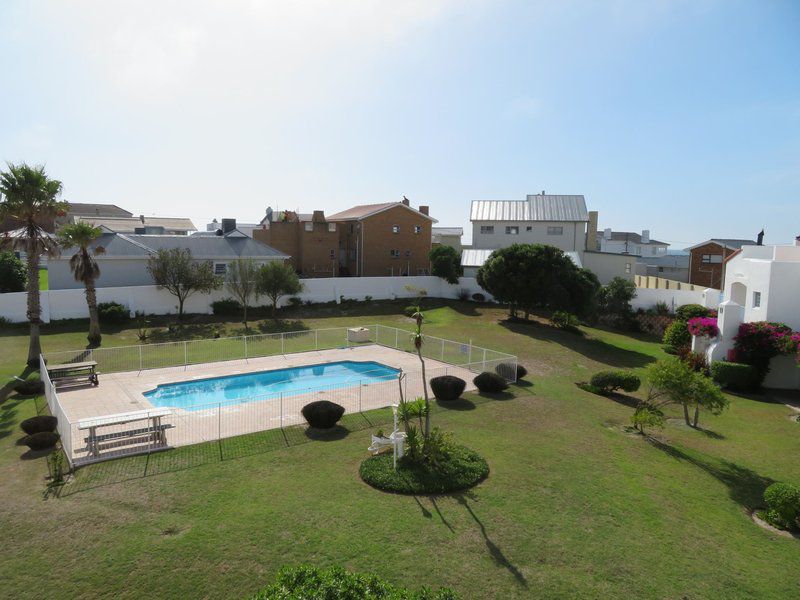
[526,226,532,232]
[390,249,400,258]
[304,222,313,232]
[505,226,519,235]
[214,263,227,275]
[417,268,430,275]
[547,226,564,235]
[405,250,412,257]
[392,225,400,234]
[328,223,336,232]
[753,291,761,308]
[625,263,631,274]
[658,267,664,272]
[480,225,494,235]
[414,225,422,234]
[329,249,335,259]
[701,254,723,264]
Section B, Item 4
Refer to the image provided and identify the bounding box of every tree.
[0,163,66,366]
[646,358,728,427]
[410,307,431,440]
[57,223,105,346]
[256,261,302,317]
[598,276,636,320]
[146,248,221,320]
[225,258,261,328]
[0,250,26,292]
[428,246,462,284]
[476,244,599,318]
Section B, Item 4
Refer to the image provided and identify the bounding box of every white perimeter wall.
[631,287,720,312]
[0,276,493,323]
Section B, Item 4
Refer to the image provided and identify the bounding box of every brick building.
[253,210,339,277]
[686,238,755,289]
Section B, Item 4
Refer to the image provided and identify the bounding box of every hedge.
[763,482,800,531]
[301,400,345,429]
[495,362,527,381]
[710,362,760,391]
[429,375,466,401]
[98,301,130,324]
[20,415,58,435]
[589,370,641,394]
[22,431,60,451]
[473,372,508,393]
[15,375,44,396]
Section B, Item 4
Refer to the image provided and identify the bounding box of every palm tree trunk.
[417,347,430,439]
[85,280,102,346]
[25,236,42,366]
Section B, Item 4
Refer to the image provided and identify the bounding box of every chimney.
[402,196,410,206]
[139,214,145,224]
[541,190,546,195]
[603,227,612,240]
[641,229,650,244]
[586,211,598,251]
[221,218,236,234]
[419,205,429,216]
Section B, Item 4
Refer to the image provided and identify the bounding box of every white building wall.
[471,220,585,252]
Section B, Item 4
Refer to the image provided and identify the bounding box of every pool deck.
[57,345,477,463]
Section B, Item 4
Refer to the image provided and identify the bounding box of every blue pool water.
[143,360,400,410]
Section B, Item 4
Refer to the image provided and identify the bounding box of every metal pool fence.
[40,325,517,467]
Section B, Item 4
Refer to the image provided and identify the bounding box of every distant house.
[1,202,133,234]
[205,218,262,238]
[253,211,340,278]
[635,254,690,282]
[48,224,287,290]
[75,214,196,235]
[432,227,463,252]
[597,229,669,256]
[686,239,756,289]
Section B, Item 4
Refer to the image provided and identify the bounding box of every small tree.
[256,261,302,318]
[146,248,221,320]
[225,258,261,328]
[428,246,462,284]
[57,223,105,346]
[0,250,26,292]
[646,358,728,428]
[598,276,636,320]
[410,307,431,440]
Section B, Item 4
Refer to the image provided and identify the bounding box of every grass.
[2,301,800,599]
[38,267,48,291]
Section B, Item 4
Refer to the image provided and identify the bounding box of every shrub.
[15,374,43,396]
[710,362,760,391]
[22,431,60,451]
[210,298,242,315]
[301,400,345,429]
[663,319,692,351]
[589,370,641,394]
[654,301,671,316]
[98,301,130,324]
[675,304,710,320]
[662,345,679,355]
[550,310,580,330]
[473,372,508,393]
[733,321,799,385]
[630,404,665,434]
[0,250,26,292]
[251,564,458,600]
[471,293,485,302]
[677,348,710,376]
[429,375,466,401]
[495,362,526,381]
[687,317,719,338]
[20,415,58,435]
[763,482,800,531]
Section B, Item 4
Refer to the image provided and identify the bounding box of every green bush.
[630,404,665,434]
[0,250,26,292]
[98,301,130,324]
[15,374,43,396]
[22,431,60,451]
[662,319,691,351]
[473,372,508,393]
[710,362,760,391]
[301,400,345,429]
[471,293,485,302]
[403,305,419,317]
[20,415,58,435]
[675,304,709,320]
[210,298,241,315]
[550,310,580,330]
[429,375,466,401]
[495,362,527,381]
[589,370,641,394]
[763,482,800,531]
[251,565,458,600]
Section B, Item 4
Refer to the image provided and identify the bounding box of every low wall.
[0,276,493,323]
[632,287,721,313]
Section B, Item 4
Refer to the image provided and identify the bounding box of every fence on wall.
[40,325,517,467]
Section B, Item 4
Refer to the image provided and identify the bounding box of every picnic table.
[77,408,173,458]
[47,360,99,388]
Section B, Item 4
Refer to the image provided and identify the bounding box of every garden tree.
[646,358,729,428]
[256,260,303,318]
[224,258,261,328]
[411,307,431,440]
[57,223,105,346]
[0,163,66,365]
[146,248,221,320]
[476,244,599,317]
[0,250,26,292]
[598,276,637,320]
[428,245,462,284]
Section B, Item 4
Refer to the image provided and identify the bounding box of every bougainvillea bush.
[732,321,799,385]
[687,317,719,338]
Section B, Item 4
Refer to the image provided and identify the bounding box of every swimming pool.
[143,360,400,410]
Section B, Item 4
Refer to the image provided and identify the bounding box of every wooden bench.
[47,360,99,388]
[77,408,173,457]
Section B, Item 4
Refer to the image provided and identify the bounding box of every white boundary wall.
[0,276,492,323]
[631,287,721,313]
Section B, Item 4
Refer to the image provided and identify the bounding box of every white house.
[635,254,690,282]
[596,229,669,256]
[432,227,463,252]
[699,242,800,389]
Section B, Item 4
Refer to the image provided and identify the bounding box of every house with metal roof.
[596,229,669,257]
[48,226,287,290]
[75,214,197,235]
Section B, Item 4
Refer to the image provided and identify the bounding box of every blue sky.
[1,1,798,247]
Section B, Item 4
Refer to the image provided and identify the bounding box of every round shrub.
[763,482,800,530]
[22,431,60,451]
[98,301,130,324]
[360,444,488,494]
[430,375,466,401]
[662,319,691,351]
[710,362,759,391]
[211,298,242,316]
[675,304,710,320]
[495,362,527,381]
[20,415,58,435]
[15,375,43,396]
[589,370,641,394]
[473,371,508,393]
[301,400,345,429]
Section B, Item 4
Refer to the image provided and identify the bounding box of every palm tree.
[0,164,66,366]
[58,223,105,346]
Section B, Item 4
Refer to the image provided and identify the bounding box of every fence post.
[281,333,285,354]
[139,345,143,372]
[468,340,472,366]
[441,338,445,361]
[359,381,362,413]
[395,328,399,349]
[244,336,248,360]
[482,348,487,371]
[218,402,222,441]
[183,341,188,369]
[280,394,284,429]
[315,330,318,350]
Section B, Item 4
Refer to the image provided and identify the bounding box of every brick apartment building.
[253,210,339,277]
[686,238,755,289]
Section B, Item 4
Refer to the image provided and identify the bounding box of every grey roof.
[76,215,196,232]
[432,227,463,237]
[636,255,689,268]
[598,231,667,245]
[470,194,588,222]
[67,203,133,218]
[70,231,287,259]
[685,238,756,252]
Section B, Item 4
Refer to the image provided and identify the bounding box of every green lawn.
[2,302,800,599]
[38,267,48,291]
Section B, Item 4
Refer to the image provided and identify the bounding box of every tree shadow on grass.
[574,383,641,409]
[500,320,657,369]
[435,398,476,411]
[0,396,23,441]
[646,438,772,510]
